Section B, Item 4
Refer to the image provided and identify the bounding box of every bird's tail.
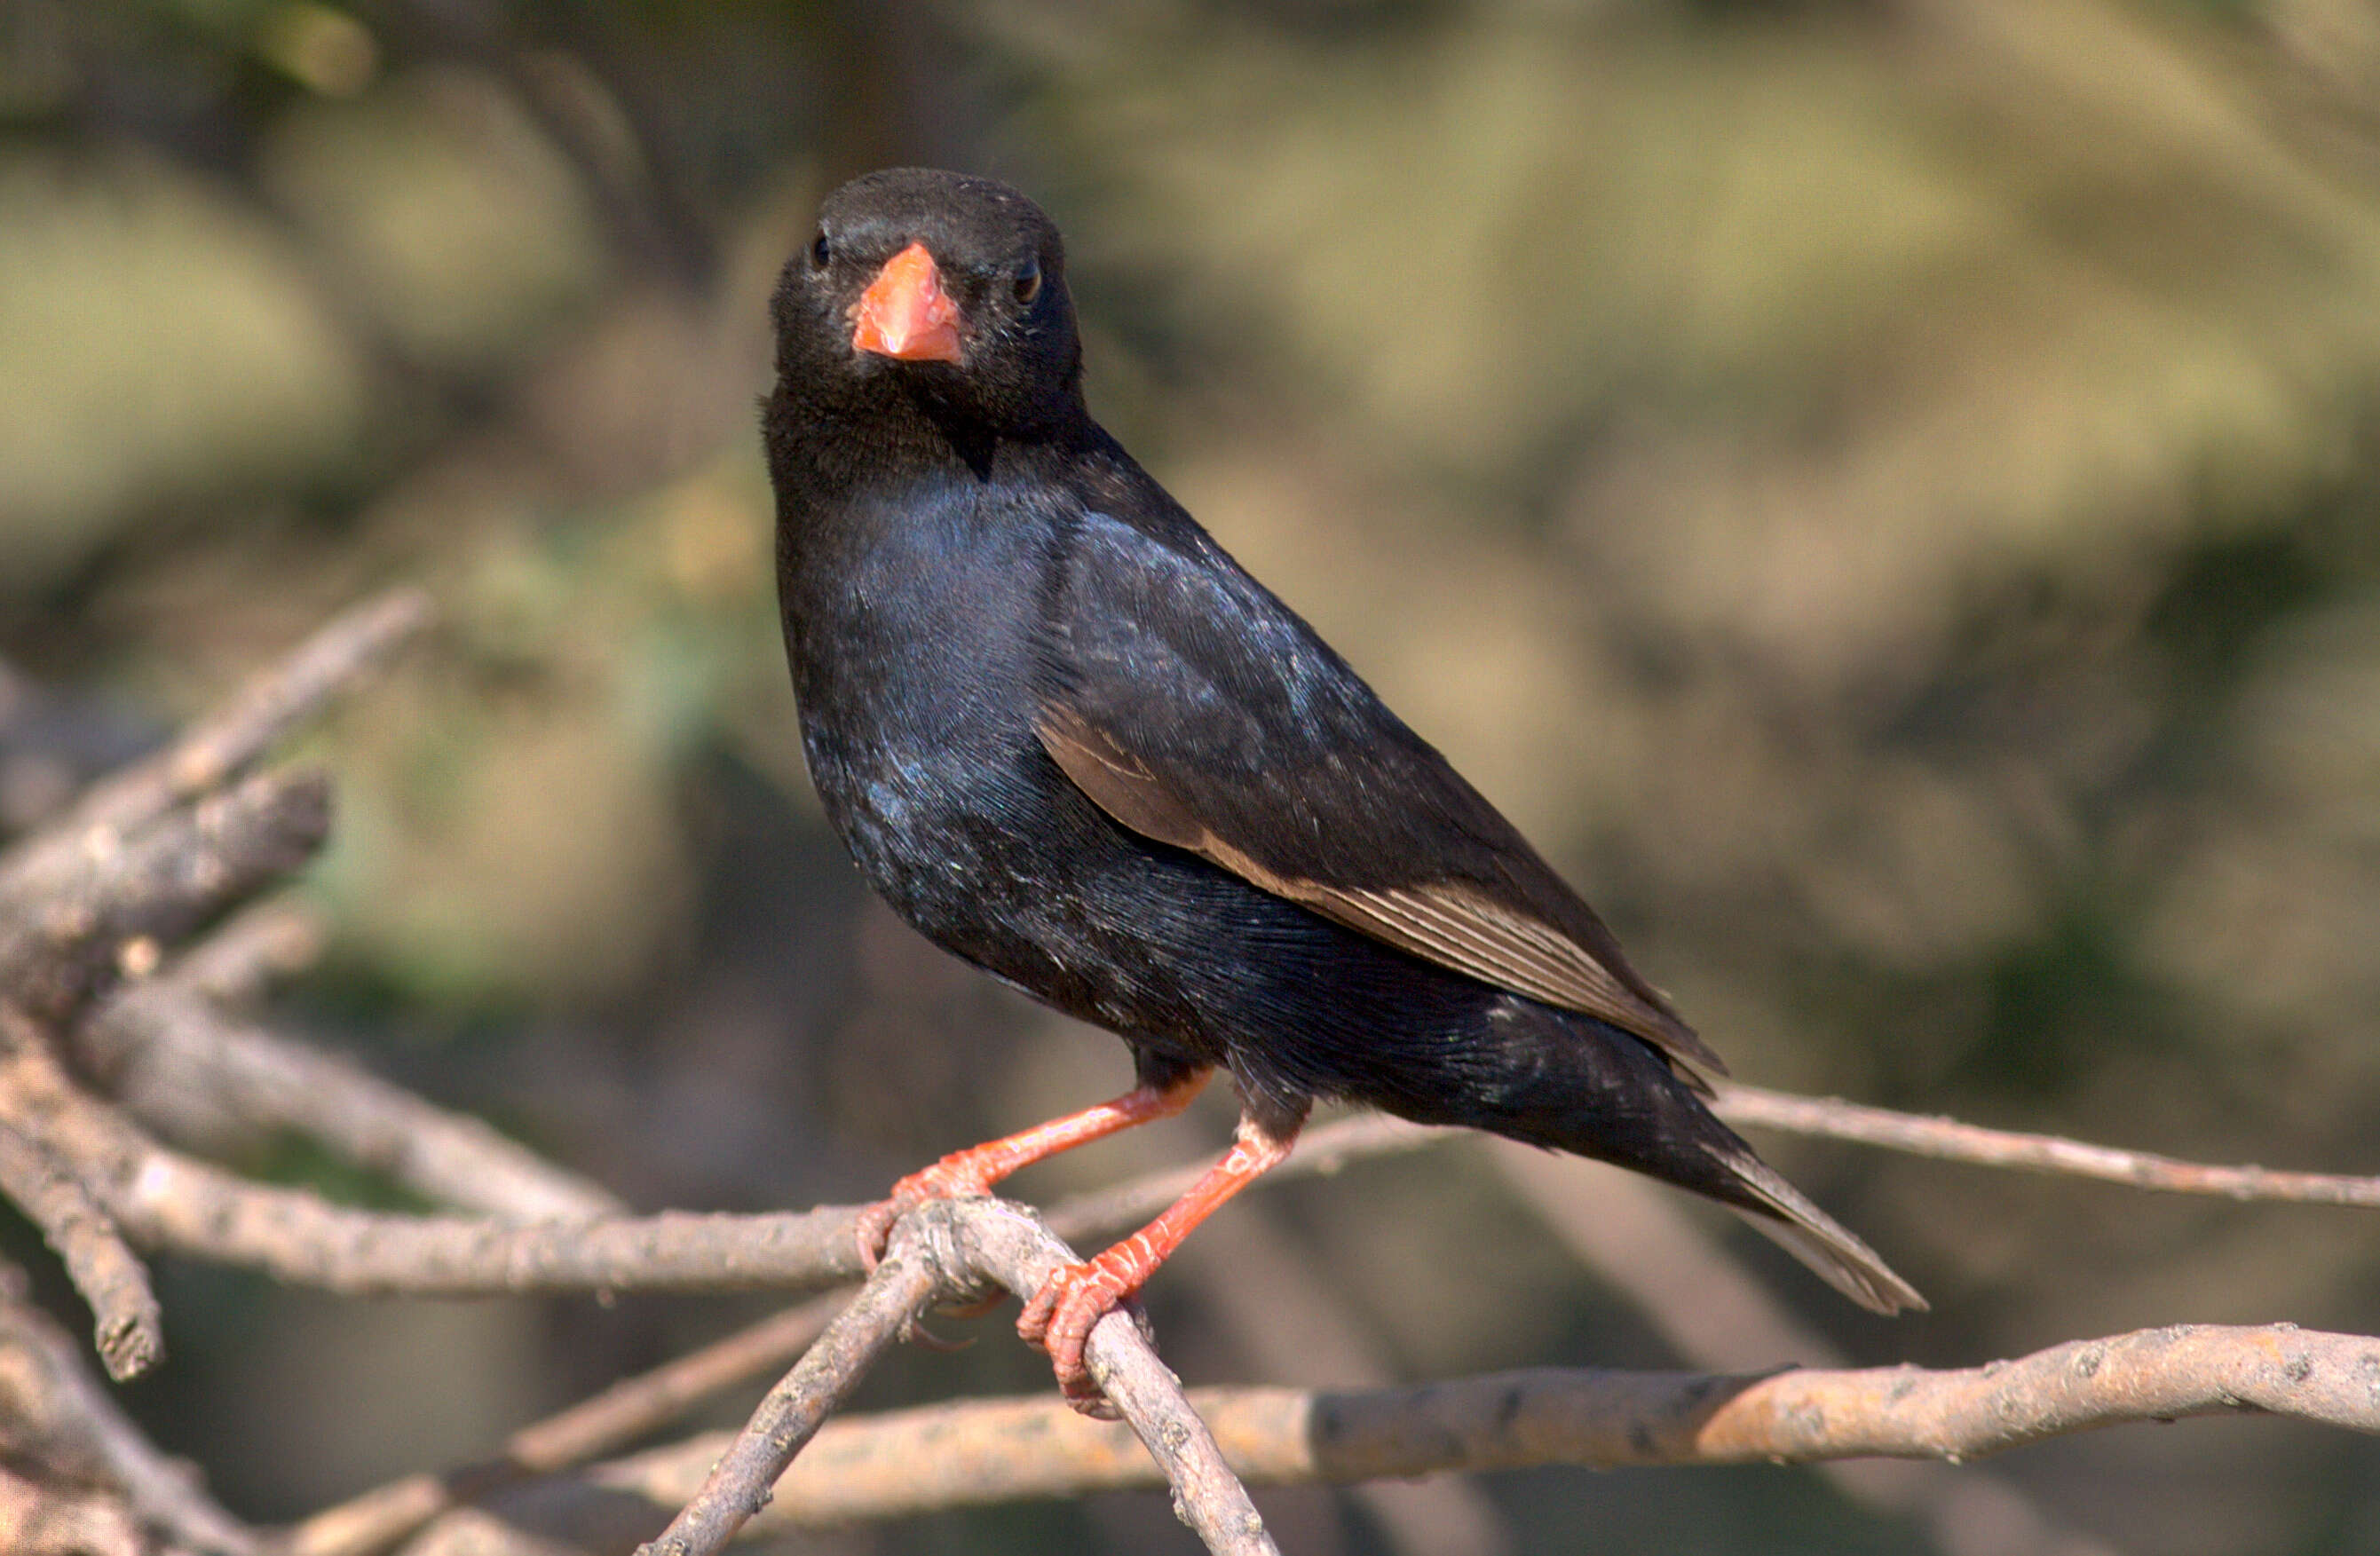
[1491,1011,1927,1315]
[1700,1142,1926,1314]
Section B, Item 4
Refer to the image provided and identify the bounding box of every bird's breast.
[779,486,1066,935]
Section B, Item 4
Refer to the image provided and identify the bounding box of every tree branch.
[174,1093,2380,1553]
[0,588,429,908]
[0,1265,257,1554]
[0,1461,143,1556]
[636,1246,938,1556]
[162,898,324,1005]
[1488,1143,2116,1556]
[565,1323,2376,1536]
[0,1121,160,1384]
[925,1197,1277,1556]
[615,1197,1279,1556]
[283,1291,855,1556]
[1713,1083,2380,1205]
[284,1133,1446,1556]
[0,767,332,1023]
[83,978,626,1220]
[0,1010,162,1381]
[20,1039,2380,1336]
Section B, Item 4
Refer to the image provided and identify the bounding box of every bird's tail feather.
[1713,1148,1926,1315]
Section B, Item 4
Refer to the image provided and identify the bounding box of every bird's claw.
[1017,1252,1150,1419]
[894,1289,1008,1351]
[852,1199,900,1273]
[853,1157,1000,1270]
[897,1315,976,1352]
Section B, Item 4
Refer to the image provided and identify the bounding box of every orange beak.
[850,242,964,363]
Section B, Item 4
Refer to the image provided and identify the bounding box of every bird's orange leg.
[855,1069,1212,1267]
[1017,1110,1299,1415]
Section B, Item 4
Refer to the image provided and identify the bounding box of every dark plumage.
[766,167,1921,1410]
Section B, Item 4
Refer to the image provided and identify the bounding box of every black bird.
[766,168,1923,1411]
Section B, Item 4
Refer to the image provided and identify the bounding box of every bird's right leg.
[855,1067,1212,1266]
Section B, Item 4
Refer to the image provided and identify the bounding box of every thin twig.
[164,898,325,1005]
[636,1247,938,1556]
[0,1266,257,1555]
[301,1199,1281,1556]
[0,1461,143,1556]
[0,1123,161,1382]
[30,1058,2380,1315]
[1714,1082,2380,1205]
[283,1292,852,1556]
[84,980,625,1220]
[1490,1144,2117,1556]
[0,589,429,906]
[929,1197,1278,1556]
[1170,1198,1514,1556]
[0,767,333,1023]
[112,1151,858,1297]
[509,1296,850,1475]
[45,1085,861,1294]
[568,1323,2379,1534]
[286,1133,1428,1556]
[0,1010,162,1381]
[0,1031,847,1297]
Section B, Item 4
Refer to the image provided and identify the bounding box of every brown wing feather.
[1038,706,1723,1084]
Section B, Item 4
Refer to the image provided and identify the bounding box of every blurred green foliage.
[4,0,2380,1551]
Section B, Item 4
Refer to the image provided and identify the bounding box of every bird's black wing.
[1038,502,1725,1084]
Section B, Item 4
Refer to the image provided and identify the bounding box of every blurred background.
[4,0,2380,1551]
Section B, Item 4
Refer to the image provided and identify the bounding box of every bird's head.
[771,168,1084,441]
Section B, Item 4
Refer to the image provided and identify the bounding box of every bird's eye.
[1013,257,1042,305]
[808,231,831,271]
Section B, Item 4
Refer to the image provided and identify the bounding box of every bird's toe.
[856,1157,1002,1269]
[1018,1252,1143,1414]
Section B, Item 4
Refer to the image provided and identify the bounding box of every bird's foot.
[1017,1246,1152,1419]
[853,1156,1000,1271]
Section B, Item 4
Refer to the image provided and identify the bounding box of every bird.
[764,166,1923,1413]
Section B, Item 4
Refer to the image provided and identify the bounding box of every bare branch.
[0,1461,143,1556]
[1714,1083,2380,1206]
[234,1093,2380,1553]
[1063,1086,2380,1222]
[1050,1088,2380,1228]
[290,1132,1434,1556]
[568,1323,2378,1535]
[305,1122,1432,1556]
[21,1046,2380,1331]
[0,767,332,1023]
[83,979,626,1220]
[284,1292,851,1556]
[0,588,430,906]
[0,1011,162,1381]
[1490,1145,2117,1556]
[0,1121,160,1383]
[507,1295,848,1477]
[164,898,325,1005]
[0,1267,257,1555]
[0,1030,848,1297]
[108,1148,858,1298]
[556,1197,1277,1556]
[637,1248,938,1556]
[925,1197,1278,1556]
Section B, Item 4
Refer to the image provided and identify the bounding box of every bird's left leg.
[855,1067,1213,1267]
[1017,1108,1301,1415]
